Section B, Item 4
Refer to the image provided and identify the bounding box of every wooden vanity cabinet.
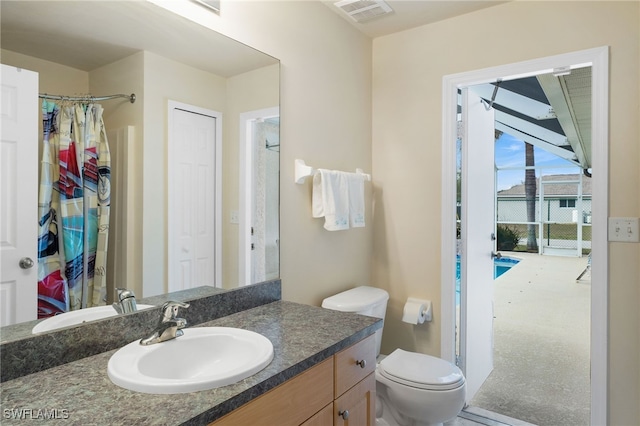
[210,358,333,426]
[333,334,376,426]
[210,334,376,426]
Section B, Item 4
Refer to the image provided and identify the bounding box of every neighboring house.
[497,174,592,224]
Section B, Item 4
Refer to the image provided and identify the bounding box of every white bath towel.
[348,172,365,228]
[312,169,350,231]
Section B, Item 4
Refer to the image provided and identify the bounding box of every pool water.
[455,256,520,305]
[494,256,521,278]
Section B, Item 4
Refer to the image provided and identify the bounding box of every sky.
[495,132,579,191]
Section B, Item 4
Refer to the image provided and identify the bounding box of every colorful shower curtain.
[37,101,111,317]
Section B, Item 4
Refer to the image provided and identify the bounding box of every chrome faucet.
[112,288,138,314]
[140,301,190,346]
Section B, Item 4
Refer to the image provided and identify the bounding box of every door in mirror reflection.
[239,108,279,285]
[0,64,39,326]
[168,101,222,291]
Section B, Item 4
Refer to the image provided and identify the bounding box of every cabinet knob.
[355,359,366,368]
[339,409,349,420]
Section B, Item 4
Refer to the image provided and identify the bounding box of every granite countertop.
[1,300,381,425]
[0,286,227,344]
[1,282,281,382]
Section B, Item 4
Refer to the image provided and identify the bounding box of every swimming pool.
[455,256,520,304]
[494,256,521,278]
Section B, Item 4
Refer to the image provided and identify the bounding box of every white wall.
[372,2,639,424]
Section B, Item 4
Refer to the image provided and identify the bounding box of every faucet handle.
[161,301,190,322]
[116,287,136,301]
[113,288,137,314]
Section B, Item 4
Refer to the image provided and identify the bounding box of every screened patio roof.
[468,66,592,170]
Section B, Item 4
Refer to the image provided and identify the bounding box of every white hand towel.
[348,173,365,228]
[312,169,350,231]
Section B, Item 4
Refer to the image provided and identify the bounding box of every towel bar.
[294,159,371,184]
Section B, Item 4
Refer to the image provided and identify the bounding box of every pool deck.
[469,252,591,426]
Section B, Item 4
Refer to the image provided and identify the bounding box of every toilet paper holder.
[402,297,432,324]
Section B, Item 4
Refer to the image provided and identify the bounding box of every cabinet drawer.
[334,334,376,397]
[211,358,333,426]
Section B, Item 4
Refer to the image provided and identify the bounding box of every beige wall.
[223,64,280,288]
[2,46,266,298]
[372,1,639,425]
[8,0,637,422]
[1,49,89,96]
[141,51,228,297]
[171,0,374,303]
[1,49,89,154]
[89,52,145,300]
[7,0,374,306]
[86,51,279,297]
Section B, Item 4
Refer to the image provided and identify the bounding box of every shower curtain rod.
[38,93,136,104]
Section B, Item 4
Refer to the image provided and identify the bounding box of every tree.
[525,143,538,251]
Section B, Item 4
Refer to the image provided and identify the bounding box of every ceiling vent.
[334,0,393,23]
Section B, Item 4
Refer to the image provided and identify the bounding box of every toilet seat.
[378,349,465,391]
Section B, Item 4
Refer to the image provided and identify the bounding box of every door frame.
[238,106,279,286]
[441,46,609,424]
[167,100,222,289]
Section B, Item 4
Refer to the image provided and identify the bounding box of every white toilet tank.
[321,286,389,356]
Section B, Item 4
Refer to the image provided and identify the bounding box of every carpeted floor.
[469,253,591,426]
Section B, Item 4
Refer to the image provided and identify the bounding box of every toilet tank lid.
[321,286,389,312]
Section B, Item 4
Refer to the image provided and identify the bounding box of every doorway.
[441,47,609,425]
[238,107,280,286]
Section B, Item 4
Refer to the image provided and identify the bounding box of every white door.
[0,64,39,326]
[459,88,496,402]
[168,102,221,291]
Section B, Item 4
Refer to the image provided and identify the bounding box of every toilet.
[322,286,466,426]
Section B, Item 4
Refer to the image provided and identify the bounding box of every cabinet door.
[210,358,333,426]
[334,373,375,426]
[301,404,333,426]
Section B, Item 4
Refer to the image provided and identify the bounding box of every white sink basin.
[32,305,155,334]
[107,327,274,394]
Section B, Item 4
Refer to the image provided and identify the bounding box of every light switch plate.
[608,217,640,242]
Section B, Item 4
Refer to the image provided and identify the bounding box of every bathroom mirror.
[0,0,280,333]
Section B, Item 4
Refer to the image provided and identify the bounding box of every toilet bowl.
[322,286,466,426]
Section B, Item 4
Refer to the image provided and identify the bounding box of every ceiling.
[469,67,592,170]
[1,1,513,73]
[0,1,277,77]
[2,0,591,168]
[322,0,592,170]
[322,0,509,38]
